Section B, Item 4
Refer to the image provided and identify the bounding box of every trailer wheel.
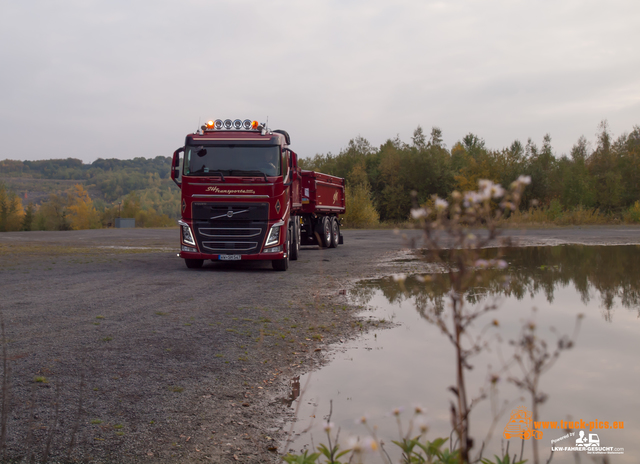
[290,219,300,261]
[184,258,204,269]
[329,217,339,248]
[315,217,332,248]
[272,230,290,271]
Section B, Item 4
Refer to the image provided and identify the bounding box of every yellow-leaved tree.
[0,183,25,232]
[342,161,379,228]
[66,184,100,230]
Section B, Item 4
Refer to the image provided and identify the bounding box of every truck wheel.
[290,220,300,261]
[272,231,290,271]
[329,218,339,248]
[185,258,204,269]
[315,217,332,248]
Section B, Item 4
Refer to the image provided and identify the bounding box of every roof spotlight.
[233,119,243,130]
[242,119,252,130]
[214,119,223,129]
[223,119,233,129]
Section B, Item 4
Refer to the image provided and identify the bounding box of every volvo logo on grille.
[211,209,249,220]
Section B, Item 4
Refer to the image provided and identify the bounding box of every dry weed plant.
[404,177,532,463]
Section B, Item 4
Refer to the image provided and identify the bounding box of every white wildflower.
[464,191,482,207]
[415,416,429,434]
[490,183,505,199]
[347,437,363,453]
[410,208,427,219]
[434,198,448,211]
[478,179,492,190]
[517,175,531,185]
[323,421,334,433]
[362,437,378,451]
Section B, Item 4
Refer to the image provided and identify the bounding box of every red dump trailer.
[171,118,345,271]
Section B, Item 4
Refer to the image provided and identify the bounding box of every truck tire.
[272,230,290,271]
[329,217,339,248]
[290,220,300,261]
[185,258,204,269]
[315,217,332,248]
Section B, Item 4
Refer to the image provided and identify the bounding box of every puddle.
[285,245,640,463]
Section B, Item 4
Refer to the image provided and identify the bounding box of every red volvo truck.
[171,118,345,271]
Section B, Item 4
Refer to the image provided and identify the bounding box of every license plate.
[219,254,241,261]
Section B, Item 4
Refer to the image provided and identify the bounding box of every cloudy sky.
[2,0,639,163]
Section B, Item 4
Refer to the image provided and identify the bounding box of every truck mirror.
[172,147,184,186]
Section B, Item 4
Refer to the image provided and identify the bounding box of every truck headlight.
[178,220,196,247]
[264,224,282,247]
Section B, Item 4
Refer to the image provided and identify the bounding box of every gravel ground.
[1,225,639,463]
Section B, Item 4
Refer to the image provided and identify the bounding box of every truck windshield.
[184,145,281,177]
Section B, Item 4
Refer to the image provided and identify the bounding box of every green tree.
[588,120,623,210]
[21,202,34,231]
[34,194,70,231]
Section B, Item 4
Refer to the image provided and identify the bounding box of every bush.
[342,183,379,228]
[624,201,640,223]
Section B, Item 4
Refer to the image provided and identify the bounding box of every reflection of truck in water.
[503,407,543,440]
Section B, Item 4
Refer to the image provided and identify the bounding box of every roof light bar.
[201,118,264,132]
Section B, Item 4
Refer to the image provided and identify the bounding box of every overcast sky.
[2,0,639,163]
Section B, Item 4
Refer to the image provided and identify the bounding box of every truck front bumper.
[178,250,286,261]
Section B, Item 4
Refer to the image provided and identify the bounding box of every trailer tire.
[329,217,339,248]
[272,230,290,271]
[290,219,300,261]
[184,258,204,269]
[315,217,332,248]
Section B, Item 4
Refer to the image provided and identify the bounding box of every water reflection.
[287,246,640,463]
[351,245,640,320]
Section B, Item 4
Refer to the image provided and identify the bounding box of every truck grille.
[191,202,269,255]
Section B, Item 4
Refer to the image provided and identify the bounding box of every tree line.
[300,121,640,225]
[0,157,179,231]
[2,121,640,231]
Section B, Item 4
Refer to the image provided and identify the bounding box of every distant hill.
[0,157,180,219]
